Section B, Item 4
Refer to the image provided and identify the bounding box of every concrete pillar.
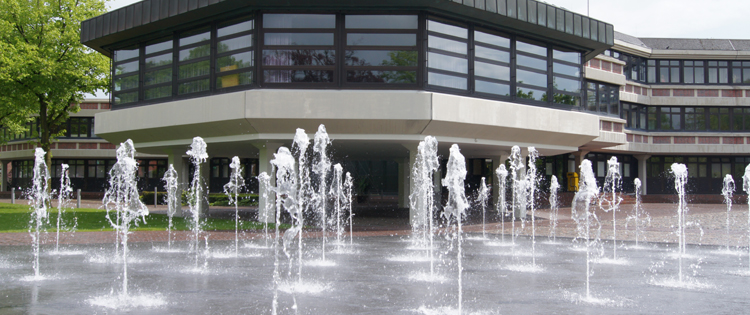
[633,154,651,195]
[167,152,186,216]
[489,152,511,210]
[397,142,419,225]
[253,142,282,223]
[571,150,591,172]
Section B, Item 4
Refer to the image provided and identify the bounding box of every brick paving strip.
[1,200,748,248]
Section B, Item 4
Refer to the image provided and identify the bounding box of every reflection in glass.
[217,51,254,72]
[115,61,138,75]
[145,53,172,68]
[218,35,252,53]
[263,14,335,28]
[264,33,334,46]
[144,68,172,86]
[427,20,467,38]
[428,52,467,73]
[218,20,253,37]
[474,62,510,81]
[114,92,138,104]
[264,70,334,83]
[346,51,417,67]
[428,72,467,89]
[517,40,547,56]
[516,87,546,101]
[146,40,172,54]
[180,45,210,61]
[178,79,209,94]
[179,60,210,79]
[553,62,579,77]
[553,49,579,64]
[145,85,171,100]
[475,31,510,47]
[180,31,210,46]
[347,70,417,83]
[553,93,579,106]
[517,69,547,87]
[217,71,253,88]
[475,80,510,96]
[346,15,418,29]
[114,49,139,62]
[347,34,416,46]
[263,50,335,66]
[553,76,580,92]
[517,54,546,70]
[475,46,509,63]
[114,75,138,91]
[428,35,467,54]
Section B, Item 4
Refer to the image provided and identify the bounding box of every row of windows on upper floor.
[620,103,750,132]
[603,50,750,85]
[3,117,96,142]
[110,12,585,109]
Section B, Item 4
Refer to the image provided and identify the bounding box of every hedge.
[140,191,259,206]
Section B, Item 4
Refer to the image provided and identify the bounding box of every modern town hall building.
[5,0,750,220]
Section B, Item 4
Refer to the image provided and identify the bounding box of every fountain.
[599,156,622,260]
[344,172,354,245]
[721,174,735,252]
[548,175,559,242]
[331,164,345,244]
[495,164,508,242]
[571,159,601,300]
[223,156,246,256]
[162,164,179,249]
[100,140,151,300]
[409,136,439,276]
[526,147,539,266]
[186,136,208,269]
[508,146,524,246]
[670,163,689,283]
[744,164,750,272]
[53,164,72,253]
[477,177,489,239]
[441,144,468,314]
[312,125,331,261]
[28,148,50,279]
[626,178,650,247]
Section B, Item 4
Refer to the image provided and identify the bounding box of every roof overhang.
[81,0,613,60]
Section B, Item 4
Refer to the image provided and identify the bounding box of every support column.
[0,160,7,192]
[167,151,186,216]
[489,152,511,210]
[571,150,591,172]
[633,154,651,195]
[398,142,419,225]
[253,142,282,223]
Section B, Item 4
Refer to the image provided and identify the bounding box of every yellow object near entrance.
[566,172,579,192]
[219,65,239,87]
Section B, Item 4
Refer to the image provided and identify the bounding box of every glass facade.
[111,12,584,109]
[621,103,750,132]
[613,50,750,85]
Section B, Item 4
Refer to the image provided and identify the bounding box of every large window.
[426,19,469,90]
[345,15,418,85]
[110,13,585,108]
[621,105,750,132]
[262,14,336,84]
[585,81,618,115]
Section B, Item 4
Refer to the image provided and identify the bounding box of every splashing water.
[508,146,525,246]
[477,177,489,239]
[29,148,50,278]
[626,178,651,247]
[292,128,311,276]
[331,164,345,244]
[743,164,750,273]
[313,125,331,261]
[162,165,179,249]
[258,172,280,315]
[571,159,600,300]
[410,136,439,275]
[442,144,468,315]
[258,173,272,248]
[526,147,539,267]
[344,172,354,245]
[186,137,208,269]
[599,157,622,260]
[495,164,508,242]
[721,174,735,252]
[54,164,73,253]
[670,163,688,283]
[102,140,149,296]
[224,156,246,256]
[548,175,560,242]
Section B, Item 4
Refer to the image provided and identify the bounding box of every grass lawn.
[0,203,279,233]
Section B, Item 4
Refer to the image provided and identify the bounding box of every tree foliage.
[0,0,109,167]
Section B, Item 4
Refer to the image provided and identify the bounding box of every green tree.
[0,0,109,177]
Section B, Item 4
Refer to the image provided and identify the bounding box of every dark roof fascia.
[81,0,613,59]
